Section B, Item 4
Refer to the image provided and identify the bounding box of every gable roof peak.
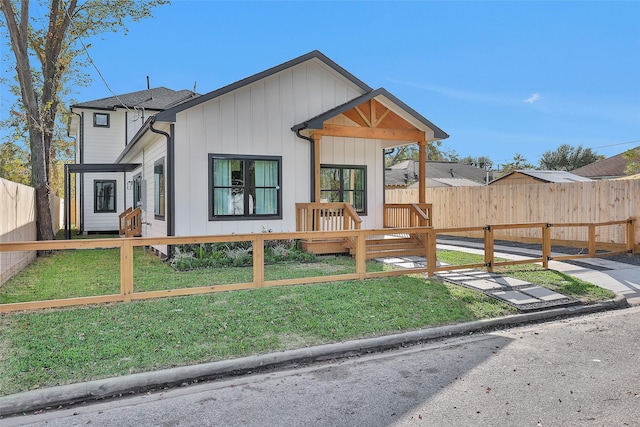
[155,50,373,122]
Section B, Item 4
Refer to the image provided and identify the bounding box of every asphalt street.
[4,306,639,427]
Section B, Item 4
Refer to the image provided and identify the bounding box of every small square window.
[94,113,110,127]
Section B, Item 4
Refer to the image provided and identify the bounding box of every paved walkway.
[377,240,640,309]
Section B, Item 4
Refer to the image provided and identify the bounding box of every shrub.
[170,238,315,271]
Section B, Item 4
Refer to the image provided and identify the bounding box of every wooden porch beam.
[316,124,426,141]
[354,106,371,127]
[314,134,321,203]
[418,139,426,204]
[373,109,391,128]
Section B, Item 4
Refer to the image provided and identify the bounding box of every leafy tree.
[460,155,493,170]
[0,0,168,240]
[539,144,603,171]
[440,149,459,162]
[384,140,446,167]
[622,147,640,175]
[0,141,30,184]
[501,153,535,174]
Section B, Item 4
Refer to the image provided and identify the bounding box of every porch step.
[349,237,426,260]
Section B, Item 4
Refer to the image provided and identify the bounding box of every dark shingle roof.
[71,87,199,111]
[572,149,637,179]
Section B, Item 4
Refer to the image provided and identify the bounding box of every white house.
[66,51,448,256]
[68,87,199,234]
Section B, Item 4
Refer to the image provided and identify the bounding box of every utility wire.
[64,5,132,113]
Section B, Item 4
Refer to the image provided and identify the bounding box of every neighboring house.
[68,87,199,233]
[385,160,490,188]
[572,147,638,180]
[64,51,448,255]
[489,170,592,185]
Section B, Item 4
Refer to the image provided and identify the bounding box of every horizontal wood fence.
[0,219,634,313]
[386,179,640,252]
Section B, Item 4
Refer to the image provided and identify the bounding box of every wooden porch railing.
[118,207,132,235]
[384,203,432,228]
[295,203,362,232]
[119,207,142,237]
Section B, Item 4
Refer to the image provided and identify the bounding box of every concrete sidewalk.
[437,240,640,306]
[1,246,637,418]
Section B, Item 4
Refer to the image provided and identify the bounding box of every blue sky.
[2,0,639,167]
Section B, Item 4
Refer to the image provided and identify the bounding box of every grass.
[0,249,382,303]
[0,246,613,396]
[437,250,615,303]
[0,276,514,396]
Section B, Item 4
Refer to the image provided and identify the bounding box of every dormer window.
[94,113,110,127]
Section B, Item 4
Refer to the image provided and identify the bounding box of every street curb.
[0,294,628,417]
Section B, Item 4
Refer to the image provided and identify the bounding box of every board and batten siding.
[173,59,368,236]
[81,173,125,232]
[75,108,128,232]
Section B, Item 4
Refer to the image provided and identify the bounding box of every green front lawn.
[0,246,613,396]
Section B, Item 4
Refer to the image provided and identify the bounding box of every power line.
[64,5,132,113]
[591,139,640,149]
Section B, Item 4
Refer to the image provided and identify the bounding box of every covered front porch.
[292,88,447,258]
[296,202,432,258]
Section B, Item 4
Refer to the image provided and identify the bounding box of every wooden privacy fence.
[385,179,640,251]
[0,219,634,313]
[1,178,64,285]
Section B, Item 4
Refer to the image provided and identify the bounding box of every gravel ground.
[437,235,640,267]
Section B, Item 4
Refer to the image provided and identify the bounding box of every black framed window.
[320,165,367,214]
[94,180,116,213]
[93,113,110,127]
[209,154,282,220]
[154,158,165,220]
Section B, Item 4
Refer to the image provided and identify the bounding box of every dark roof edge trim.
[155,50,373,123]
[66,163,141,173]
[114,117,154,163]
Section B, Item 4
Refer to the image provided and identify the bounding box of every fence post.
[120,239,134,302]
[627,218,635,254]
[542,224,552,269]
[356,230,366,279]
[427,228,437,277]
[484,225,494,273]
[253,234,265,287]
[588,224,596,257]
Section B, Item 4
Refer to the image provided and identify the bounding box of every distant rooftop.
[490,170,593,184]
[71,87,199,111]
[572,148,637,179]
[386,160,491,187]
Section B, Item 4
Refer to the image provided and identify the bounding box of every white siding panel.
[184,106,207,236]
[82,172,124,232]
[250,81,267,151]
[81,109,127,162]
[266,75,282,154]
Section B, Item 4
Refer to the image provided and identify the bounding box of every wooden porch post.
[418,138,426,204]
[314,134,321,203]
